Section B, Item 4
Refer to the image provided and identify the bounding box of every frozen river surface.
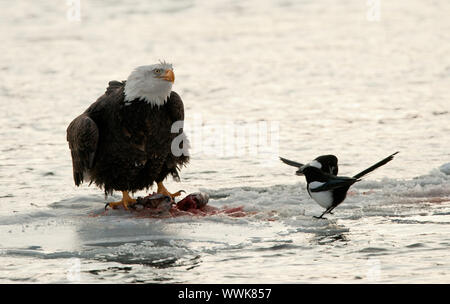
[0,0,449,283]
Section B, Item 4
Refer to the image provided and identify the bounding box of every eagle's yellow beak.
[161,69,175,83]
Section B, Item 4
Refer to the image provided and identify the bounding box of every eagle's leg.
[157,182,185,199]
[105,191,136,210]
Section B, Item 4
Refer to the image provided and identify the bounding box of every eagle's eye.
[153,68,162,74]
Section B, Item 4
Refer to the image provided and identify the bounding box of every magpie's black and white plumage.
[301,152,399,219]
[280,155,338,176]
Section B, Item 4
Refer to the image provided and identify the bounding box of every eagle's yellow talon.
[171,190,185,198]
[157,182,185,199]
[105,191,136,210]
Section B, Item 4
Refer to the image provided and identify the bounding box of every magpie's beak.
[161,69,175,83]
[295,169,304,176]
[296,164,309,175]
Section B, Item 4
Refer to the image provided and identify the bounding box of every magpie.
[302,152,399,219]
[280,155,339,176]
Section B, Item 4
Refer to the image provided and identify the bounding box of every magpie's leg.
[313,210,328,219]
[327,206,337,215]
[313,215,326,219]
[313,206,335,219]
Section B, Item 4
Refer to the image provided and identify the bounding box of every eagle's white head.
[124,61,175,106]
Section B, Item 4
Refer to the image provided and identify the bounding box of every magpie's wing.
[309,177,357,192]
[279,157,304,168]
[315,155,339,175]
[353,152,399,179]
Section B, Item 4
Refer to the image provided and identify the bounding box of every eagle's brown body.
[67,80,189,196]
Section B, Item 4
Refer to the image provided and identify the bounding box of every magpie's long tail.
[353,152,399,179]
[279,157,304,168]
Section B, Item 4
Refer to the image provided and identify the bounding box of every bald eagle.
[66,62,189,209]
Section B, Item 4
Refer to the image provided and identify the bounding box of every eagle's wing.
[167,91,184,122]
[156,91,189,182]
[66,114,99,186]
[105,80,125,96]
